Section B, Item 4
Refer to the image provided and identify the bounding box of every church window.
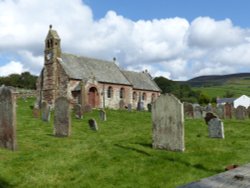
[120,88,125,99]
[107,86,113,98]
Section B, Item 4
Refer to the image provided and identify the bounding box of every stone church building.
[36,26,161,109]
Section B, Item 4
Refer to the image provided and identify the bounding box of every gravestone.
[224,103,233,119]
[74,104,83,119]
[235,105,247,120]
[205,103,213,112]
[127,103,132,112]
[152,94,184,152]
[216,105,224,119]
[119,100,125,109]
[82,104,92,113]
[0,86,17,150]
[41,101,51,122]
[208,118,224,139]
[147,103,152,112]
[88,118,98,131]
[33,106,40,118]
[184,102,194,118]
[193,105,202,119]
[54,97,71,137]
[99,109,107,121]
[137,101,144,111]
[247,106,250,118]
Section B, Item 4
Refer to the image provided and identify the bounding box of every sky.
[1,0,250,80]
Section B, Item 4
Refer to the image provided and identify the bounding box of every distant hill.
[185,73,250,87]
[183,73,250,98]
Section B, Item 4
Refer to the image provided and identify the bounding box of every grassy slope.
[1,98,250,188]
[192,77,250,98]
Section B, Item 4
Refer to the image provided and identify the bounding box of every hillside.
[185,73,250,98]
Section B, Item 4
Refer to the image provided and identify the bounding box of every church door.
[88,87,99,108]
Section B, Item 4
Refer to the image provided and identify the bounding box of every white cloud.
[0,61,27,76]
[0,0,250,80]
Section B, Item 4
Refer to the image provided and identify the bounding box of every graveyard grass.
[1,99,250,188]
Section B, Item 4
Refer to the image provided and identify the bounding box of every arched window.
[142,92,147,100]
[107,86,113,98]
[120,88,125,99]
[151,93,156,102]
[132,92,137,100]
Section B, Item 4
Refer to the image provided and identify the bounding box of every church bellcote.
[45,25,61,62]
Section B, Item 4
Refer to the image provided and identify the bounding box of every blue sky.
[85,0,250,27]
[0,0,250,80]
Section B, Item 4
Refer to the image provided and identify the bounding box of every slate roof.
[58,53,131,85]
[216,98,236,104]
[122,70,161,92]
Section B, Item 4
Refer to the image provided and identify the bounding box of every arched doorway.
[88,87,99,108]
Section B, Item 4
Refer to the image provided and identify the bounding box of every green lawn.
[1,98,250,188]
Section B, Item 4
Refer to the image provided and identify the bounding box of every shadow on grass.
[135,142,152,148]
[0,177,13,188]
[114,144,152,156]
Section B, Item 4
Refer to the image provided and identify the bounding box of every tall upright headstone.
[0,86,17,150]
[152,94,185,152]
[54,97,71,137]
[193,105,202,119]
[41,101,50,122]
[216,105,224,119]
[224,103,233,119]
[99,109,107,121]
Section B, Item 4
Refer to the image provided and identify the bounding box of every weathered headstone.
[41,101,51,122]
[216,105,224,119]
[224,103,233,119]
[205,103,213,112]
[74,104,83,119]
[152,94,185,152]
[99,109,107,121]
[184,102,194,118]
[207,118,224,139]
[0,86,17,150]
[88,118,98,131]
[147,103,152,112]
[119,100,125,109]
[247,106,250,119]
[54,97,71,137]
[193,105,202,119]
[127,103,132,112]
[235,105,247,120]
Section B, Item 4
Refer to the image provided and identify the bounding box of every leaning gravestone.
[74,104,83,119]
[88,118,98,131]
[99,109,107,121]
[41,101,51,122]
[147,103,152,112]
[137,101,144,111]
[235,105,247,120]
[54,97,71,137]
[224,103,233,119]
[0,86,17,150]
[152,94,184,152]
[207,118,225,139]
[247,106,250,119]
